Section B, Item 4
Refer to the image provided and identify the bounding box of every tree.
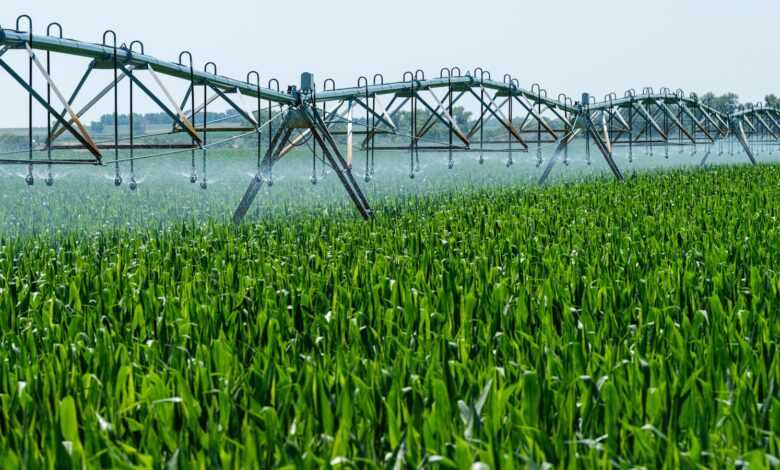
[130,113,146,135]
[700,92,740,113]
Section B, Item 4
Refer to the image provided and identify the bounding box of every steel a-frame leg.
[582,111,624,181]
[233,114,293,224]
[732,118,757,165]
[539,109,623,183]
[305,106,373,219]
[232,105,374,224]
[538,114,581,185]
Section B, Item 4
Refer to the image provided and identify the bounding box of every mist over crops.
[1,146,780,467]
[1,142,775,234]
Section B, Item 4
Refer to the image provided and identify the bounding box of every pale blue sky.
[0,0,777,126]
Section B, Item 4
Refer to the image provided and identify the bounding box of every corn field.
[0,160,779,467]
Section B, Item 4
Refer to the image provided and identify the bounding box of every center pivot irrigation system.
[1,16,779,222]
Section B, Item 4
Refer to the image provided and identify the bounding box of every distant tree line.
[0,134,29,151]
[90,109,248,133]
[71,92,780,148]
[700,92,740,113]
[700,92,780,113]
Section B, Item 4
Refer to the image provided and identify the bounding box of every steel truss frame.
[1,19,778,221]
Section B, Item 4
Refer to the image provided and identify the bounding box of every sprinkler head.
[409,172,415,179]
[254,173,262,183]
[114,175,123,187]
[505,159,513,168]
[25,173,34,186]
[363,174,370,183]
[200,180,208,190]
[190,173,197,184]
[45,174,54,186]
[448,161,454,170]
[310,175,318,185]
[266,178,273,187]
[129,176,138,191]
